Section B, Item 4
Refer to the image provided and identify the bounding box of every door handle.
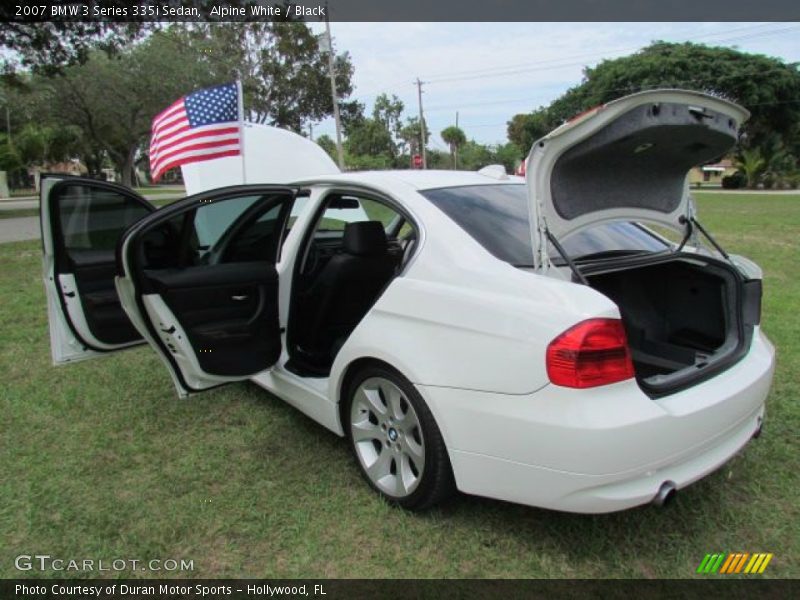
[231,295,249,301]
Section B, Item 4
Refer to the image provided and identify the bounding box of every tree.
[339,100,366,135]
[509,42,800,173]
[736,148,765,189]
[344,151,393,170]
[758,133,798,189]
[189,22,354,132]
[26,22,355,186]
[315,134,337,161]
[506,108,555,153]
[372,93,404,157]
[455,140,494,171]
[0,16,148,75]
[41,29,229,186]
[0,134,21,172]
[13,123,81,166]
[492,142,523,173]
[441,126,466,168]
[345,119,394,160]
[399,117,430,158]
[425,149,451,170]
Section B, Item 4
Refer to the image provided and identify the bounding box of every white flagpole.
[236,79,247,184]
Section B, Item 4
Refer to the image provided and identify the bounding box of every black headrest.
[343,221,387,256]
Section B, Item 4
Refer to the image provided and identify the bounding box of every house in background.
[27,160,121,191]
[689,158,737,187]
[28,159,87,191]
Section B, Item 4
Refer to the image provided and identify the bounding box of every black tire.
[345,364,455,510]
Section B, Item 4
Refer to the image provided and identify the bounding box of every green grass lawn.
[133,186,186,195]
[0,208,39,219]
[1,192,798,579]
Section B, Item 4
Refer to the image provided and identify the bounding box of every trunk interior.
[582,255,750,395]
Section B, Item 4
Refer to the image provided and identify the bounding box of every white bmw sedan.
[40,90,774,513]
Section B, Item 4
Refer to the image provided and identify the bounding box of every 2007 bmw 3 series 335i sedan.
[40,90,774,513]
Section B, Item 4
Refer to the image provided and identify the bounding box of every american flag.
[149,82,242,182]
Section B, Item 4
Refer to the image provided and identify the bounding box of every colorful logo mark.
[697,553,773,574]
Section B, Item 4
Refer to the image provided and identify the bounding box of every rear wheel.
[346,365,455,510]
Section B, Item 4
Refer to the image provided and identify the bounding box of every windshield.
[420,184,668,266]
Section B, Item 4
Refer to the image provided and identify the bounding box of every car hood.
[524,89,749,267]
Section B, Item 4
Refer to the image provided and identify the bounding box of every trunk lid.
[525,89,749,268]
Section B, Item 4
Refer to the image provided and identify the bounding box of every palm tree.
[441,126,466,169]
[736,148,766,189]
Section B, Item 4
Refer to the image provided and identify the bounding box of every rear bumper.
[417,328,775,513]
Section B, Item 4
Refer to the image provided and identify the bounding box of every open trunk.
[522,91,760,396]
[581,253,760,397]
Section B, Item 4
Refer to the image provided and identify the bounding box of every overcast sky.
[306,22,800,151]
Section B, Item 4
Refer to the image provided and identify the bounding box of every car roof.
[299,169,525,191]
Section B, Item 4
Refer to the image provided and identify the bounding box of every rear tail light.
[546,318,635,388]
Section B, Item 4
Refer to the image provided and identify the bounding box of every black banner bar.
[1,0,799,23]
[2,579,799,600]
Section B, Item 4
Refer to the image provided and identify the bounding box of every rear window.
[420,184,667,266]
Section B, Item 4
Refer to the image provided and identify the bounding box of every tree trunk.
[83,151,103,179]
[120,144,136,188]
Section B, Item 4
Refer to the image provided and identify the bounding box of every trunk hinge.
[534,215,587,284]
[533,214,551,271]
[531,193,589,285]
[677,216,730,261]
[547,230,589,285]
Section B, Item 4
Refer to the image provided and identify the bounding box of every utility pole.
[309,123,314,141]
[454,111,459,170]
[415,78,427,169]
[324,14,345,170]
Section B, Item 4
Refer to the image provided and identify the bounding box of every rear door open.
[41,175,154,364]
[115,185,298,397]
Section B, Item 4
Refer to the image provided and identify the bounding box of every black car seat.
[301,221,398,363]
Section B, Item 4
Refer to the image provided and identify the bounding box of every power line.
[419,22,786,82]
[423,24,800,85]
[423,66,800,115]
[350,23,799,102]
[452,98,800,135]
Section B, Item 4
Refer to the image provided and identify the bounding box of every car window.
[194,195,261,249]
[420,184,667,266]
[54,184,150,255]
[219,202,284,263]
[315,194,401,236]
[138,191,293,269]
[286,196,311,232]
[361,198,398,228]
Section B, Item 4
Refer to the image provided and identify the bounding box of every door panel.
[143,263,281,376]
[41,176,154,363]
[72,255,142,344]
[55,185,152,347]
[116,186,298,396]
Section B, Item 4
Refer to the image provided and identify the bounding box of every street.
[0,216,39,243]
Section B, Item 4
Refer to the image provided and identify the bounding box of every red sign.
[412,154,422,169]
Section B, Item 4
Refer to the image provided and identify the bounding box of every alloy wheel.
[349,376,425,497]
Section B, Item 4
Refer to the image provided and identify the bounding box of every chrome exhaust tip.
[652,480,677,508]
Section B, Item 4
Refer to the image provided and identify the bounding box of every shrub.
[721,172,745,189]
